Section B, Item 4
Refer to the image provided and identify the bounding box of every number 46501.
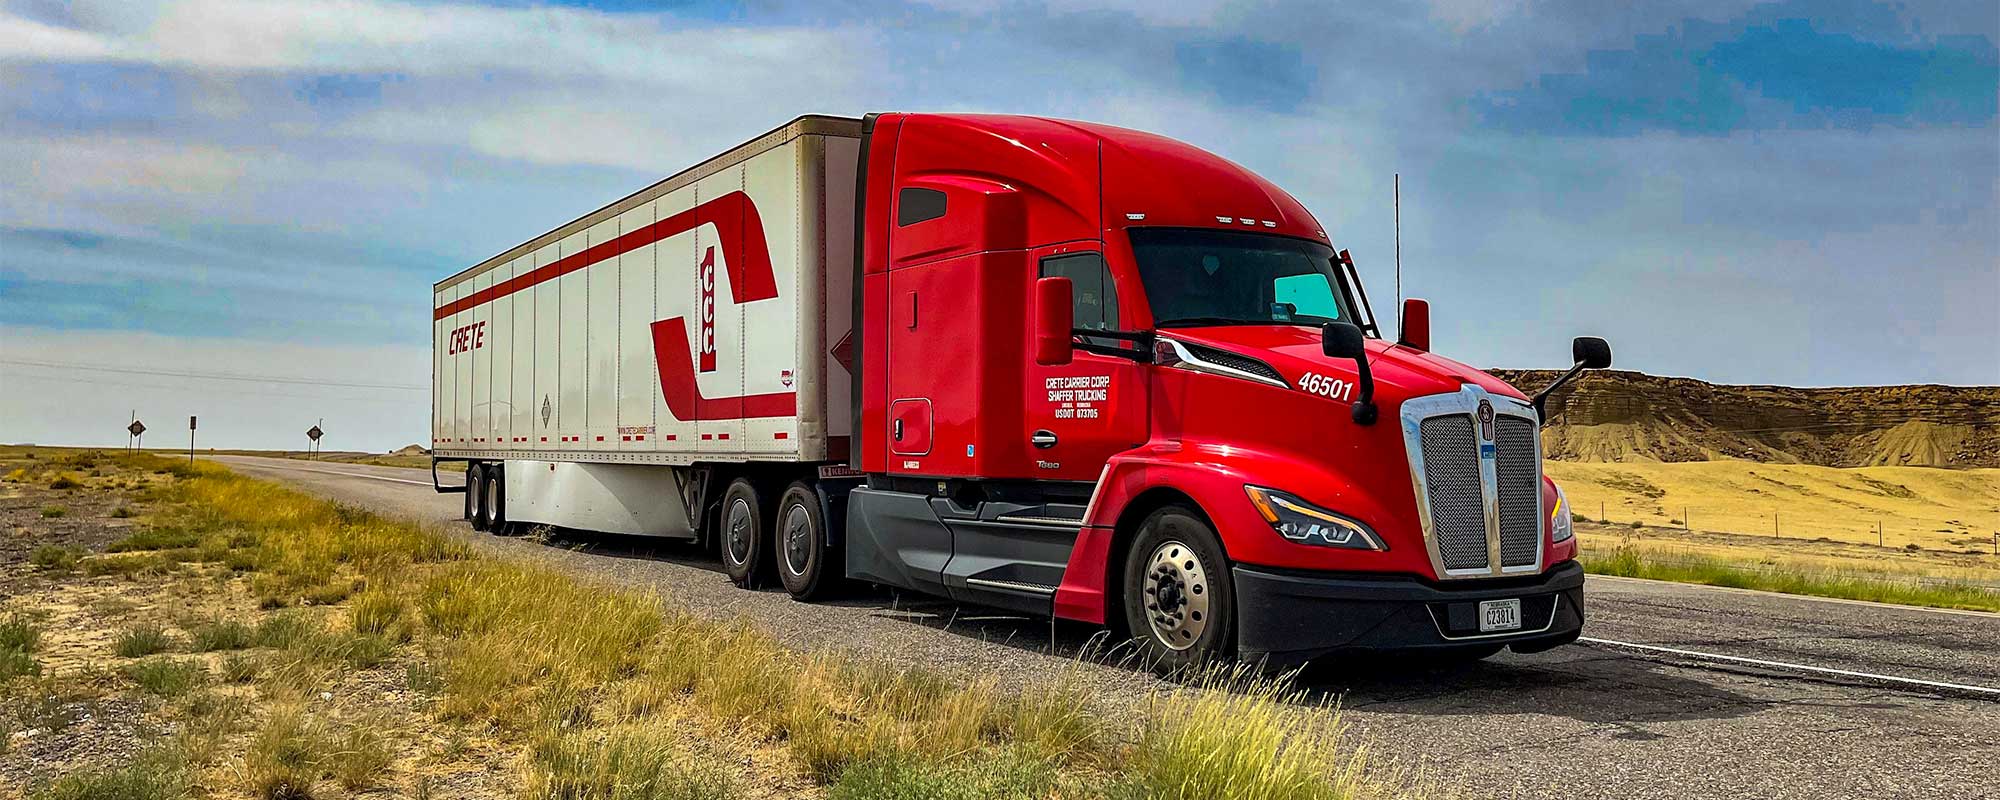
[1298,372,1354,402]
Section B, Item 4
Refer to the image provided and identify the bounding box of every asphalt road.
[215,455,2000,800]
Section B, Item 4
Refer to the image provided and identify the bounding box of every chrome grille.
[1419,416,1487,571]
[1402,384,1544,580]
[1495,417,1540,567]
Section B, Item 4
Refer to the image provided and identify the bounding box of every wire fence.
[1574,499,2000,558]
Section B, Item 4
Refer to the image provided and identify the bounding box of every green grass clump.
[523,725,736,800]
[123,658,207,697]
[30,545,84,573]
[108,527,202,552]
[48,474,81,490]
[0,614,39,680]
[110,506,139,519]
[113,624,175,657]
[221,653,261,684]
[41,505,69,518]
[26,748,186,800]
[1123,676,1367,800]
[1583,545,2000,613]
[188,619,255,652]
[829,750,1063,800]
[83,553,171,577]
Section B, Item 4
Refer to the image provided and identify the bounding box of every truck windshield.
[1129,228,1357,329]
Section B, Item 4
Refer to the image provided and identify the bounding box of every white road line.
[1579,636,2000,697]
[235,463,445,487]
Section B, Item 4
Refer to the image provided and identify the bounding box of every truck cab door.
[1022,243,1148,482]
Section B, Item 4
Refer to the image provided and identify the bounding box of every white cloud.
[0,12,119,61]
[27,1,865,86]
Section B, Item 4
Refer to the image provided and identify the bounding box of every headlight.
[1244,486,1386,551]
[1550,484,1574,543]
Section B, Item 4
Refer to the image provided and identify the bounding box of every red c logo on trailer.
[650,192,796,421]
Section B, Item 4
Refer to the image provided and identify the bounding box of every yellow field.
[1549,460,2000,583]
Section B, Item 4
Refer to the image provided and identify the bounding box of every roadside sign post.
[188,416,197,466]
[307,423,324,460]
[127,417,146,451]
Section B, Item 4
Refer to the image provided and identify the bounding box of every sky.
[1,0,1995,452]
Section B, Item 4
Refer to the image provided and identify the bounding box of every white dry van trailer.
[432,116,861,559]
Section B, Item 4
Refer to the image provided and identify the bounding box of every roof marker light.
[1216,216,1234,223]
[1262,220,1278,228]
[1241,218,1257,226]
[1126,213,1146,220]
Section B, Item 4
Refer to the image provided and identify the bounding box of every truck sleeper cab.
[433,112,1609,671]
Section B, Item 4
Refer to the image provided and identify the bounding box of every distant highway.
[215,455,2000,800]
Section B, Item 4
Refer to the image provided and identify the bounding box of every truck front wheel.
[1122,505,1235,672]
[718,478,770,588]
[775,482,839,600]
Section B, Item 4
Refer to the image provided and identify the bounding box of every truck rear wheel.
[468,464,490,532]
[775,482,839,600]
[480,464,507,534]
[718,478,770,588]
[1122,505,1234,672]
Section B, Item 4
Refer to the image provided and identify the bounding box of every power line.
[0,358,426,391]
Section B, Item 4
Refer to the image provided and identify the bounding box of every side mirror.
[1034,277,1074,366]
[1320,322,1377,425]
[1532,336,1614,424]
[1573,336,1611,369]
[1398,298,1430,352]
[1321,321,1366,359]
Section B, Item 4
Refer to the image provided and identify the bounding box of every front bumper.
[1234,560,1585,666]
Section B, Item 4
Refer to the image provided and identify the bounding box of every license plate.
[1478,599,1522,633]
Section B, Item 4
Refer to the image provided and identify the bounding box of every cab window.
[1039,252,1118,331]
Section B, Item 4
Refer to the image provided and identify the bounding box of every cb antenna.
[1393,173,1402,335]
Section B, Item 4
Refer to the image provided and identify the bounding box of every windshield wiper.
[1155,316,1275,328]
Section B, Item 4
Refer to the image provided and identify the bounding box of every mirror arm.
[1350,354,1378,425]
[1074,338,1153,363]
[1531,360,1589,425]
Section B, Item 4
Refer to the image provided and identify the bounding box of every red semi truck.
[432,113,1610,668]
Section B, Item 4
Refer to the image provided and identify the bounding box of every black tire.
[717,478,770,588]
[775,482,839,600]
[468,464,489,532]
[480,463,507,534]
[462,463,479,521]
[1121,505,1234,672]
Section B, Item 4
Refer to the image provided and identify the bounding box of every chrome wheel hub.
[781,504,812,575]
[1141,540,1210,651]
[725,497,753,564]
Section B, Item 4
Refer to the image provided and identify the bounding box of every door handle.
[1030,429,1057,449]
[894,419,904,441]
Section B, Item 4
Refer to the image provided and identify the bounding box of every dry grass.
[4,450,1408,799]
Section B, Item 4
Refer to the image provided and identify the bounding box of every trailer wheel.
[468,464,490,532]
[462,464,479,522]
[775,482,839,600]
[480,464,507,534]
[718,478,770,588]
[1121,505,1234,672]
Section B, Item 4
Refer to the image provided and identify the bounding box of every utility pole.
[188,415,197,466]
[1393,173,1402,334]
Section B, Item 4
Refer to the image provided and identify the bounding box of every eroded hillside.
[1487,369,2000,468]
